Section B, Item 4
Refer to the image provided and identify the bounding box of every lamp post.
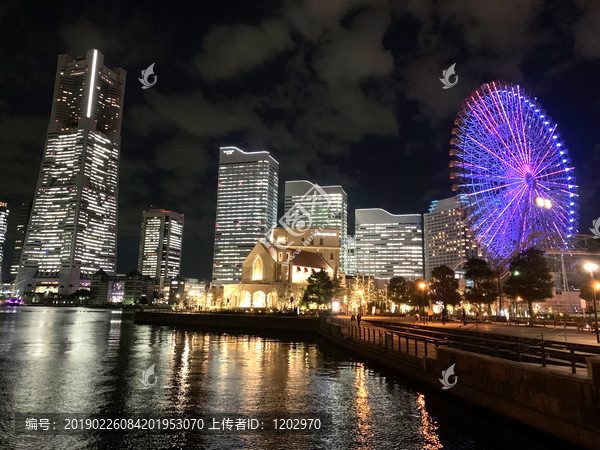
[419,282,427,316]
[584,262,600,344]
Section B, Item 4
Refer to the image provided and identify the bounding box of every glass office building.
[14,49,126,297]
[284,181,348,273]
[0,202,8,284]
[138,209,184,280]
[423,196,480,280]
[212,147,279,285]
[355,208,423,280]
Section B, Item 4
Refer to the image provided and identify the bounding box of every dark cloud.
[193,19,295,81]
[0,110,46,199]
[574,1,600,58]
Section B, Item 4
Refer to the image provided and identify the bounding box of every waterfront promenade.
[344,315,600,347]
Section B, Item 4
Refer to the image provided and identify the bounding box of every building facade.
[10,202,32,279]
[15,49,126,297]
[137,209,184,280]
[223,241,333,308]
[355,208,423,280]
[212,147,279,285]
[0,202,8,284]
[283,181,348,273]
[346,235,356,276]
[90,269,156,305]
[267,226,342,276]
[423,196,480,280]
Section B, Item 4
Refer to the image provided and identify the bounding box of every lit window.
[252,256,263,281]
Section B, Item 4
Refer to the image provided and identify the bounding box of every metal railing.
[328,317,447,359]
[369,319,600,374]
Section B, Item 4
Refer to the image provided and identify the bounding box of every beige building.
[267,226,343,276]
[223,240,333,309]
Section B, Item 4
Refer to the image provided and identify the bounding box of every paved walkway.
[341,315,600,347]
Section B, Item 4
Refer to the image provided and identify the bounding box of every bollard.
[541,340,546,368]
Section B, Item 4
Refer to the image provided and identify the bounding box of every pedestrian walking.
[462,307,467,325]
[427,307,433,324]
[442,309,447,325]
[351,313,356,322]
[414,313,420,324]
[357,312,362,327]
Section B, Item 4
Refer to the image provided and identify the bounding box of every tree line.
[300,247,560,325]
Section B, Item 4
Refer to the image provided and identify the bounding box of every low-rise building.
[223,241,333,309]
[90,269,157,305]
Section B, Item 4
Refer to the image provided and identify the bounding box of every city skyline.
[2,4,600,450]
[1,2,599,282]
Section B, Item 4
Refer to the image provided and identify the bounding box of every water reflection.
[354,363,374,446]
[417,393,443,450]
[0,307,574,450]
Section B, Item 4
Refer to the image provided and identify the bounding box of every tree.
[367,288,389,313]
[429,265,461,318]
[504,247,554,325]
[348,277,363,312]
[387,276,411,305]
[300,270,334,308]
[464,258,497,319]
[69,289,91,304]
[332,270,345,301]
[409,279,429,314]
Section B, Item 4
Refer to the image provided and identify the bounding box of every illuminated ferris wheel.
[450,81,578,261]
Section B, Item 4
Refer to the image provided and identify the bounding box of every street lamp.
[584,262,600,344]
[419,282,427,316]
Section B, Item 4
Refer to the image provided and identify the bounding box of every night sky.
[1,0,599,282]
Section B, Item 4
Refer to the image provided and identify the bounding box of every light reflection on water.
[0,307,577,450]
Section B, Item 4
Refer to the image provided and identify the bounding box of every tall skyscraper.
[355,209,423,280]
[14,49,126,297]
[212,147,279,285]
[346,235,356,276]
[138,209,184,280]
[0,202,9,284]
[10,202,32,279]
[284,181,348,273]
[423,196,480,279]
